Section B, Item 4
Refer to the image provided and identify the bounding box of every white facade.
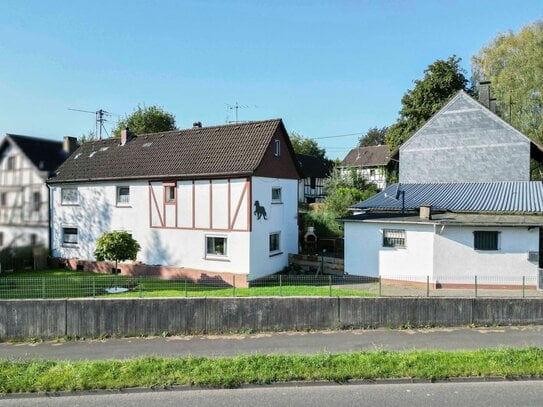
[0,143,49,248]
[339,166,388,190]
[344,220,540,286]
[51,176,298,280]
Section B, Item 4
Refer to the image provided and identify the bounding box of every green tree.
[289,132,326,160]
[94,231,141,272]
[359,126,388,147]
[324,168,379,217]
[472,21,543,144]
[78,130,97,144]
[386,56,470,150]
[112,105,176,138]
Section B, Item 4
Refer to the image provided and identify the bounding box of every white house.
[0,134,76,250]
[344,182,543,288]
[339,145,396,190]
[47,119,300,286]
[343,86,543,289]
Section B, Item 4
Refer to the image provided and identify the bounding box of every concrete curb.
[1,376,542,399]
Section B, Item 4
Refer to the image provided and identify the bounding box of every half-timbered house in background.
[48,119,300,286]
[296,153,330,203]
[0,134,76,250]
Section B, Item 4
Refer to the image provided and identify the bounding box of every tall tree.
[386,56,470,150]
[472,21,543,144]
[112,105,176,138]
[359,126,388,147]
[289,132,326,160]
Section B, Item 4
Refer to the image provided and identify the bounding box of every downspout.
[47,183,53,257]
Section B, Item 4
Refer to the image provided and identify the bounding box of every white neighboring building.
[48,119,300,286]
[344,182,543,289]
[0,134,75,250]
[339,145,396,190]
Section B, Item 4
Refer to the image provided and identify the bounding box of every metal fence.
[0,272,541,299]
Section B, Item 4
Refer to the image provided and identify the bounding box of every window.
[62,227,78,245]
[6,157,15,171]
[116,186,130,205]
[165,185,176,203]
[272,187,282,203]
[474,231,499,251]
[30,234,37,246]
[383,229,406,248]
[206,236,227,257]
[32,192,41,212]
[370,169,376,177]
[269,232,281,254]
[310,177,316,189]
[61,187,78,205]
[0,193,6,207]
[274,139,281,156]
[0,232,3,246]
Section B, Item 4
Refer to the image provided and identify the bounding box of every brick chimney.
[120,127,132,146]
[63,136,78,154]
[419,205,432,221]
[478,81,491,109]
[193,121,202,128]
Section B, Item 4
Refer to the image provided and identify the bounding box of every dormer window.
[274,139,281,157]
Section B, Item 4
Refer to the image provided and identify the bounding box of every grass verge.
[1,348,543,393]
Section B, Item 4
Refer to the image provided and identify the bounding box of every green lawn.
[0,269,374,299]
[1,348,542,393]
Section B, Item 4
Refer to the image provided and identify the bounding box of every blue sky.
[0,1,541,159]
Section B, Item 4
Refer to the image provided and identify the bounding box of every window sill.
[115,204,132,208]
[269,251,283,257]
[204,256,230,262]
[271,201,283,205]
[62,244,79,248]
[61,203,80,206]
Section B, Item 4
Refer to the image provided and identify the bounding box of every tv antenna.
[68,108,114,140]
[226,102,250,123]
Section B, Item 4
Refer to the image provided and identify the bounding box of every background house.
[343,86,543,289]
[48,119,300,286]
[296,153,330,203]
[0,134,76,250]
[339,145,396,190]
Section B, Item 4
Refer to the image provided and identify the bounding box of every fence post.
[379,276,382,297]
[279,275,283,296]
[426,276,430,297]
[329,275,332,297]
[522,276,525,299]
[139,279,143,298]
[93,276,96,298]
[184,279,188,297]
[42,277,45,299]
[474,275,478,298]
[233,275,236,297]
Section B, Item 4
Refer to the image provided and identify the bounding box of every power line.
[312,132,363,140]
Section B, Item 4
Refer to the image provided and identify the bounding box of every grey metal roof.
[352,182,543,213]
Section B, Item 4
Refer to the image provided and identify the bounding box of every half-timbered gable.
[48,119,301,284]
[0,134,73,249]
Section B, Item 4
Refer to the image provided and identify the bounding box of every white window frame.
[274,139,281,156]
[271,187,282,203]
[382,229,406,249]
[165,185,176,203]
[116,186,131,206]
[269,231,281,255]
[62,227,78,245]
[205,235,228,259]
[61,187,79,205]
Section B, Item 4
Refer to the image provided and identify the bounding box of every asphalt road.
[1,325,543,360]
[1,381,543,406]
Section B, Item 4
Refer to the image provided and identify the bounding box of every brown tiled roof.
[340,145,391,167]
[2,134,68,177]
[49,119,290,183]
[296,154,330,178]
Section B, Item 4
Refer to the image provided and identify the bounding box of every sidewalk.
[2,326,542,361]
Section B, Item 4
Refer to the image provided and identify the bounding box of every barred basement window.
[474,231,499,251]
[382,229,406,248]
[62,227,78,245]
